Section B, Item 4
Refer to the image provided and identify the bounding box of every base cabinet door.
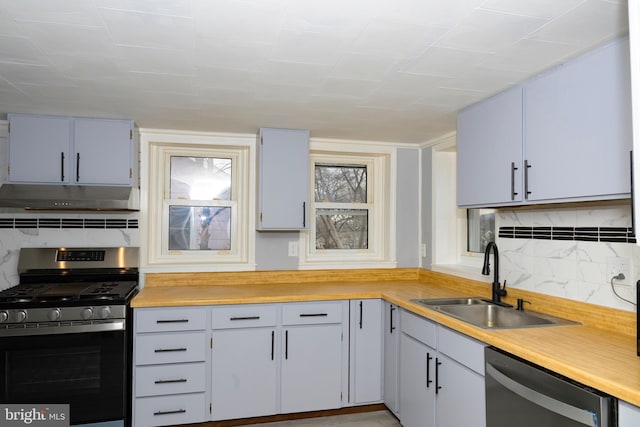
[280,324,344,413]
[619,400,640,427]
[435,353,485,427]
[383,302,400,416]
[399,333,436,427]
[211,328,277,420]
[350,299,383,405]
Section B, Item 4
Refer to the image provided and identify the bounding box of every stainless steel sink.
[411,298,580,329]
[412,297,491,306]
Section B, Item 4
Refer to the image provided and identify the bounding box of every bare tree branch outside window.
[314,165,368,250]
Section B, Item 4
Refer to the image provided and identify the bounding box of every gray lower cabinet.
[619,400,640,426]
[280,301,349,413]
[349,299,384,405]
[211,304,278,420]
[399,309,486,427]
[383,301,401,416]
[133,307,209,427]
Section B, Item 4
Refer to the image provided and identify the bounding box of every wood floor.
[240,410,401,427]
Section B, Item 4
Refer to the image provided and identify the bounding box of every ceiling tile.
[528,0,628,46]
[330,53,398,81]
[435,9,549,53]
[479,0,585,19]
[0,0,103,26]
[402,46,489,78]
[196,38,271,72]
[95,0,193,17]
[0,35,48,65]
[115,45,195,75]
[16,21,116,56]
[269,30,347,66]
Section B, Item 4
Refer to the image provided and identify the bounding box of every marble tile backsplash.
[498,203,639,312]
[0,213,139,290]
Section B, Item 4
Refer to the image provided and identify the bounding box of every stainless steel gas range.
[0,247,139,427]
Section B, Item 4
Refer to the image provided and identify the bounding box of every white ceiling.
[0,0,630,144]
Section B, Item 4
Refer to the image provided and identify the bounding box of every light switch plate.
[288,241,299,257]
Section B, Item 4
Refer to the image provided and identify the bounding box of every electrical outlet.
[288,241,299,257]
[606,256,631,286]
[421,243,427,258]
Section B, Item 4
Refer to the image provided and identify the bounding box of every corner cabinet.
[256,128,309,230]
[399,309,486,427]
[7,113,134,186]
[348,299,383,405]
[457,37,632,208]
[383,301,401,416]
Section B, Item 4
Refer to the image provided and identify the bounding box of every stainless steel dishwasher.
[485,347,616,427]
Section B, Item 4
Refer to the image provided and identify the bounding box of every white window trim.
[140,129,256,273]
[299,140,396,270]
[429,134,490,282]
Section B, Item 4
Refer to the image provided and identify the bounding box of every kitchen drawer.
[437,326,486,375]
[135,307,207,333]
[282,301,345,325]
[400,309,436,348]
[134,393,207,427]
[135,332,206,365]
[136,362,206,397]
[212,304,277,329]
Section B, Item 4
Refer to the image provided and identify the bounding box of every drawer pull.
[153,409,186,416]
[154,378,188,384]
[299,313,328,317]
[229,316,260,321]
[154,347,187,353]
[156,319,189,324]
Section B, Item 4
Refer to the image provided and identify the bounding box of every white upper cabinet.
[457,37,632,208]
[7,113,134,186]
[257,128,309,230]
[457,87,523,207]
[524,37,632,202]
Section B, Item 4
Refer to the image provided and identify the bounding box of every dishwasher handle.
[486,364,598,427]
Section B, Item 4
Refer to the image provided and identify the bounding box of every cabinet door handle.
[435,357,442,394]
[60,152,65,182]
[390,306,396,333]
[230,316,260,321]
[154,409,186,416]
[302,201,306,228]
[524,159,532,199]
[285,330,289,360]
[271,330,275,360]
[426,352,433,388]
[76,153,80,182]
[156,319,188,324]
[511,162,519,200]
[154,378,187,384]
[299,313,328,317]
[631,151,635,235]
[154,347,187,353]
[359,301,363,329]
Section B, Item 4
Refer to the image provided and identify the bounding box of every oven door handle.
[0,320,125,337]
[486,364,598,427]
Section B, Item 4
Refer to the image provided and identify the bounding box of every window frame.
[299,143,395,269]
[144,135,253,271]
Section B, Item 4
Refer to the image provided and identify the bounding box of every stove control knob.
[0,311,8,323]
[15,310,27,323]
[81,308,94,320]
[47,308,61,322]
[98,306,111,319]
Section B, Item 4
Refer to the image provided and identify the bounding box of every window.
[146,140,251,269]
[300,150,392,268]
[467,209,495,253]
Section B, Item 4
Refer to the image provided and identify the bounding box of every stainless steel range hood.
[0,184,139,211]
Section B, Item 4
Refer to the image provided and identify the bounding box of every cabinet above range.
[457,37,632,208]
[0,113,138,210]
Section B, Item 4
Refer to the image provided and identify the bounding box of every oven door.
[0,327,128,426]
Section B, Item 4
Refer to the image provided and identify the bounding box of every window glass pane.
[467,209,495,253]
[169,206,231,250]
[315,164,367,203]
[316,209,368,249]
[170,157,231,200]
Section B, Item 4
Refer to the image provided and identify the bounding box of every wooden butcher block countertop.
[133,268,640,406]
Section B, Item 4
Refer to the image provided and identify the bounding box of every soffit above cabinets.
[0,0,629,144]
